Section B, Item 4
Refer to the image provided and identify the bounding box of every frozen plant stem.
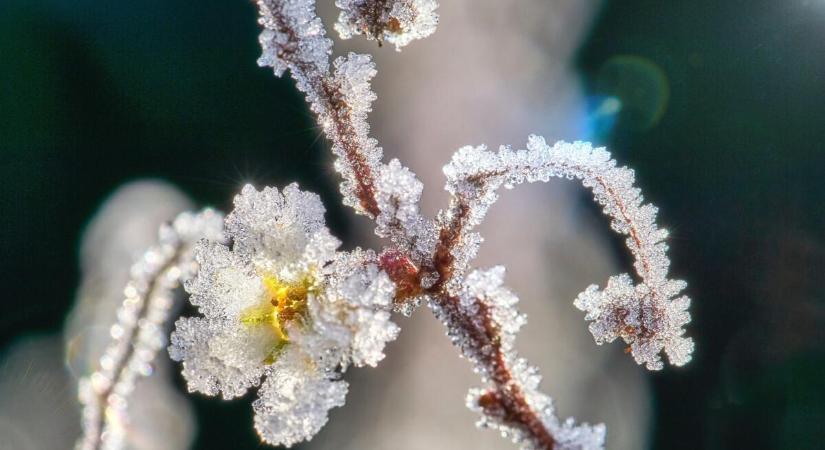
[77,241,181,450]
[77,210,224,450]
[258,0,382,217]
[79,1,693,449]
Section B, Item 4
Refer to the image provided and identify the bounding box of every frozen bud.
[335,0,439,50]
[575,275,693,370]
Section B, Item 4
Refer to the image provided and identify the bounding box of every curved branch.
[258,0,382,218]
[440,136,693,370]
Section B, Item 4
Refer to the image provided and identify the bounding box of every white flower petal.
[168,317,266,399]
[253,353,348,447]
[227,184,326,266]
[185,241,265,320]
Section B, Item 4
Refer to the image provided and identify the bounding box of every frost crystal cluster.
[78,1,694,449]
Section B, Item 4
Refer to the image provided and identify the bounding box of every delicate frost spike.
[326,52,386,216]
[430,267,604,450]
[334,0,439,50]
[375,158,437,260]
[442,135,693,370]
[169,184,399,447]
[77,209,225,450]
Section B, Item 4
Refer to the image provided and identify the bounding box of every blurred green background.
[1,0,823,449]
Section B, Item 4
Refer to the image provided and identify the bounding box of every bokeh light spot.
[596,55,670,132]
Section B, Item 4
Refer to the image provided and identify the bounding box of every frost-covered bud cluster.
[431,267,605,450]
[334,0,439,50]
[77,208,224,450]
[575,275,692,370]
[442,136,694,370]
[168,184,399,447]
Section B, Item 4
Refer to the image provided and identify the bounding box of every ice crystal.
[334,0,439,50]
[168,184,398,446]
[77,208,224,450]
[443,135,694,370]
[431,267,605,450]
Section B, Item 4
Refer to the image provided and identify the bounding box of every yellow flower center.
[240,272,315,361]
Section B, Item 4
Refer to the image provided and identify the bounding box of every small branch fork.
[262,3,565,447]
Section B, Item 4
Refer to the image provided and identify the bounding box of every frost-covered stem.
[426,205,560,447]
[259,0,381,217]
[431,200,468,290]
[434,291,557,448]
[317,79,381,216]
[78,209,224,450]
[77,238,184,450]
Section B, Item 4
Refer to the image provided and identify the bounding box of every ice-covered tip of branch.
[442,135,693,370]
[255,0,387,218]
[334,0,439,50]
[431,267,605,450]
[77,209,225,450]
[257,0,332,83]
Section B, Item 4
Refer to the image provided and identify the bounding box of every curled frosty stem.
[443,136,694,370]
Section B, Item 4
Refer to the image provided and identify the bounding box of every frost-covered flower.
[169,184,398,447]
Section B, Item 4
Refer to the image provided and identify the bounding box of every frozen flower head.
[169,183,399,447]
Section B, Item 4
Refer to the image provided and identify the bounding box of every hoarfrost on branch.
[77,1,694,449]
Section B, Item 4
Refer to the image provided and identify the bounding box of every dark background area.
[1,0,823,449]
